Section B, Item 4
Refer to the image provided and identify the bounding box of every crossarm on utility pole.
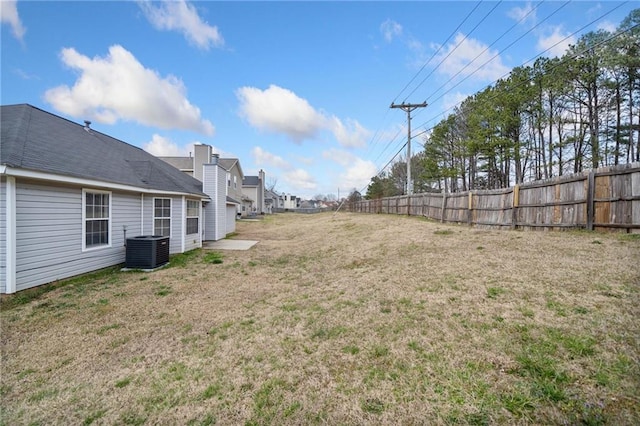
[390,102,427,195]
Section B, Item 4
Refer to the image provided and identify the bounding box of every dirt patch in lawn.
[2,212,639,425]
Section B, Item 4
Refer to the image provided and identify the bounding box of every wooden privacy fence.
[351,163,640,232]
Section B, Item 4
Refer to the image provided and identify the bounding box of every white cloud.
[13,68,39,80]
[144,134,192,156]
[507,2,536,26]
[323,148,354,167]
[236,85,325,142]
[1,0,26,41]
[327,116,370,148]
[341,158,378,192]
[44,45,214,135]
[380,19,402,42]
[283,169,317,191]
[537,26,576,58]
[138,0,223,50]
[597,20,617,33]
[323,149,377,192]
[252,146,292,170]
[434,33,510,82]
[442,92,470,114]
[236,84,370,147]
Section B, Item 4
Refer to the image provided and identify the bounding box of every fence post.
[511,185,520,229]
[586,171,595,231]
[408,195,411,216]
[441,192,447,223]
[467,192,473,226]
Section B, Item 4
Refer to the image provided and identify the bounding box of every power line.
[412,2,633,139]
[425,1,571,109]
[403,0,504,103]
[391,1,483,105]
[391,102,428,195]
[423,0,545,105]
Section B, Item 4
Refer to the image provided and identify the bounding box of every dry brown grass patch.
[1,212,639,425]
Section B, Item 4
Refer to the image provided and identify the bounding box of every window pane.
[187,200,199,217]
[154,219,170,236]
[186,217,198,234]
[84,192,110,248]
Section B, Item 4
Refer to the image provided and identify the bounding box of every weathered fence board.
[352,163,640,232]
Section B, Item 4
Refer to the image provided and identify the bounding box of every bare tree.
[265,177,278,192]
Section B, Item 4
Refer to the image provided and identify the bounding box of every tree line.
[366,9,639,199]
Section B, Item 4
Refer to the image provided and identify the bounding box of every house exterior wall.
[227,166,244,214]
[183,197,202,252]
[226,205,236,234]
[283,195,299,209]
[0,178,204,293]
[193,144,212,182]
[241,186,258,212]
[0,177,6,293]
[11,179,141,292]
[203,164,228,241]
[142,194,201,254]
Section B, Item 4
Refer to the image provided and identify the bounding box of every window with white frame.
[154,198,171,237]
[233,175,237,189]
[186,200,199,235]
[84,190,110,249]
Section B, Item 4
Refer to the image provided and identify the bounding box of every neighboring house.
[159,145,253,219]
[242,170,266,215]
[264,188,282,214]
[283,194,300,209]
[0,104,211,294]
[218,157,249,218]
[159,144,242,230]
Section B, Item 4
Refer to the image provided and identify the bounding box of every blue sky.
[2,1,636,198]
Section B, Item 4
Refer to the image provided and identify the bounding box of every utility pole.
[390,101,427,195]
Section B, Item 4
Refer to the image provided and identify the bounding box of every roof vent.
[84,120,92,132]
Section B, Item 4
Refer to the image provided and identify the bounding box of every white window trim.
[186,199,200,235]
[82,188,112,252]
[153,197,172,238]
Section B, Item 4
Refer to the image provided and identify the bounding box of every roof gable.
[219,158,244,178]
[1,104,206,197]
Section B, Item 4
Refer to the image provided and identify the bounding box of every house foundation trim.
[6,176,17,294]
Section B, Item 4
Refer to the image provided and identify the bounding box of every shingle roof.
[243,175,260,186]
[158,156,194,171]
[1,104,206,197]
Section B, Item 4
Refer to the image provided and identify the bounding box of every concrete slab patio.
[203,240,259,250]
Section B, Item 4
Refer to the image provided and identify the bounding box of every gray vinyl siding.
[226,205,236,235]
[203,166,218,241]
[14,180,141,292]
[171,197,183,254]
[0,177,6,293]
[144,194,188,254]
[203,164,228,241]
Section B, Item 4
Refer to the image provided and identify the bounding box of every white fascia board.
[1,166,210,199]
